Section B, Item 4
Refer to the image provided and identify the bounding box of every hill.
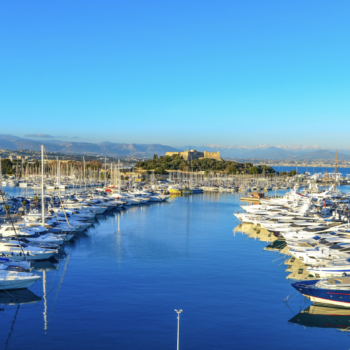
[135,154,275,174]
[0,134,180,158]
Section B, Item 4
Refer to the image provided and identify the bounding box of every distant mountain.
[301,150,350,160]
[0,134,180,158]
[181,144,350,160]
[237,146,297,159]
[1,134,348,160]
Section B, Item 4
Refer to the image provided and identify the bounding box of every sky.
[0,0,350,148]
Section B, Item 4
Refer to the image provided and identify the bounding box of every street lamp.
[174,309,183,350]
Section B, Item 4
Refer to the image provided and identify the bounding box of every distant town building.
[166,149,222,161]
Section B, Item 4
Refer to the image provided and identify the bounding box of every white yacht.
[0,269,41,290]
[307,258,350,278]
[0,241,57,260]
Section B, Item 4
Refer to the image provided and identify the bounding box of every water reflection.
[1,186,179,348]
[233,222,279,243]
[31,260,58,271]
[232,220,341,337]
[284,256,315,281]
[289,305,350,331]
[1,289,42,350]
[233,222,315,281]
[0,289,41,306]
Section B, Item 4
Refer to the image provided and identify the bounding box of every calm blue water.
[1,186,350,349]
[273,166,350,177]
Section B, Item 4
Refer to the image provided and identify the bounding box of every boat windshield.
[20,243,28,248]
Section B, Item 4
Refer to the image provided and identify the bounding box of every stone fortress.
[165,149,222,161]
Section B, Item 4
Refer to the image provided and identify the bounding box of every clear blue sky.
[1,0,349,147]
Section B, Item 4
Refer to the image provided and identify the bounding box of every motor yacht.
[292,277,350,307]
[0,241,57,260]
[0,269,41,290]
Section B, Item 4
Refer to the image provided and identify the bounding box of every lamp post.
[175,309,183,350]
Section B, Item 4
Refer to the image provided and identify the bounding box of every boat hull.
[308,267,350,278]
[169,189,182,195]
[0,275,41,290]
[0,251,56,261]
[292,280,350,307]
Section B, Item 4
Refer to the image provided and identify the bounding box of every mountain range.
[0,134,348,160]
[180,145,350,160]
[0,134,179,158]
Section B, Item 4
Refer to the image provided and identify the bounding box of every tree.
[3,204,11,215]
[227,165,237,173]
[289,170,297,176]
[87,160,102,169]
[153,154,158,160]
[1,159,14,175]
[249,166,260,174]
[154,167,165,174]
[135,154,275,175]
[21,200,28,214]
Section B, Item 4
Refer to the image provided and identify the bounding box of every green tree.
[135,154,275,175]
[154,167,165,174]
[227,165,237,173]
[249,166,260,174]
[1,159,14,175]
[3,204,11,215]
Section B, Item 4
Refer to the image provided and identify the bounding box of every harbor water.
[273,166,350,177]
[1,185,350,349]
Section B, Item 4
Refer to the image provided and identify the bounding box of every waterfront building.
[166,149,222,161]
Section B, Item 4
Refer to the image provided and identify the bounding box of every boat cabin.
[250,192,265,199]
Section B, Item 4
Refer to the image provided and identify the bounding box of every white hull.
[0,276,41,290]
[0,251,56,261]
[309,271,349,278]
[305,294,350,308]
[148,197,162,202]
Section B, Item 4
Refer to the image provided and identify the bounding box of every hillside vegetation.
[1,159,14,175]
[136,154,275,175]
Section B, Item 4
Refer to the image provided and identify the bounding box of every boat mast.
[118,159,121,193]
[83,156,86,190]
[104,157,107,188]
[0,156,2,188]
[334,149,338,192]
[56,156,59,186]
[41,145,45,226]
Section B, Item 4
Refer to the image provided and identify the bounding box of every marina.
[2,1,349,348]
[1,166,350,348]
